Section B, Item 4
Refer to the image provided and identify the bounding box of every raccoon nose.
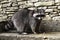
[38,17,41,19]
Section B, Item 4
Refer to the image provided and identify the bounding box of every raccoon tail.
[5,20,16,32]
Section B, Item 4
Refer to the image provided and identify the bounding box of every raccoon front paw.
[22,32,28,35]
[17,32,28,35]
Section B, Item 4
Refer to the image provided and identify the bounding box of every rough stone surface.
[0,14,4,16]
[40,20,60,32]
[6,12,14,14]
[55,3,60,6]
[52,16,60,20]
[18,1,26,5]
[59,13,60,15]
[19,5,27,8]
[45,9,53,12]
[12,3,18,6]
[38,7,47,9]
[48,6,57,9]
[8,14,13,16]
[25,1,33,7]
[28,0,38,2]
[0,9,2,11]
[17,0,22,1]
[58,6,60,9]
[0,33,60,40]
[1,1,9,4]
[34,1,54,6]
[0,4,2,8]
[9,0,17,3]
[2,4,8,7]
[55,0,60,3]
[28,7,36,10]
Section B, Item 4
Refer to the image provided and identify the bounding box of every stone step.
[0,32,60,40]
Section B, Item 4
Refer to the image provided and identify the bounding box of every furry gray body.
[12,8,37,34]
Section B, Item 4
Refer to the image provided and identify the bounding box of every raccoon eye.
[36,15,40,17]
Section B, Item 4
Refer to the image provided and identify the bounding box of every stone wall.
[0,0,60,21]
[0,32,60,40]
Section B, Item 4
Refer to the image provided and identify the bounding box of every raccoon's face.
[33,9,45,20]
[33,13,41,19]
